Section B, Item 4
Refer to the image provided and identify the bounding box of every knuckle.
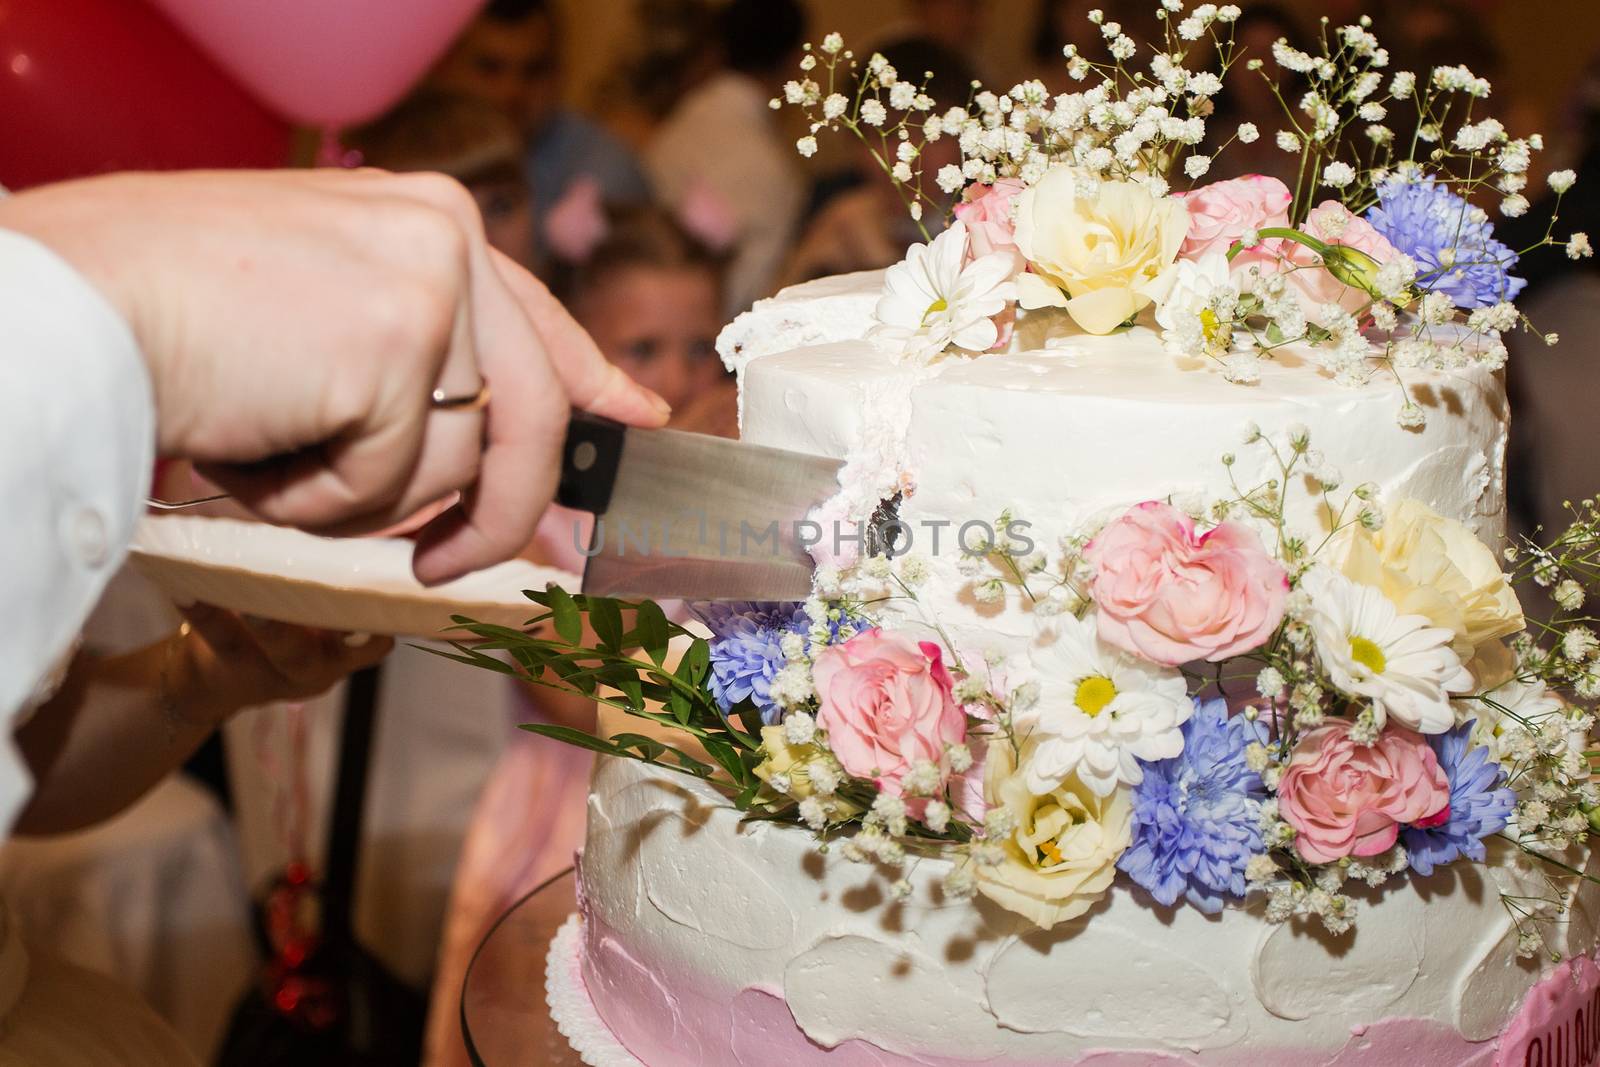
[383,198,470,277]
[361,273,456,355]
[395,171,484,235]
[418,171,479,214]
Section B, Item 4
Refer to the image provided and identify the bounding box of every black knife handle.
[556,410,626,514]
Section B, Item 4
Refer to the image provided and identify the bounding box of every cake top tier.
[725,269,1508,544]
[720,267,1503,406]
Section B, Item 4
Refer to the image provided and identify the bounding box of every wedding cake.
[551,273,1598,1067]
[432,12,1600,1067]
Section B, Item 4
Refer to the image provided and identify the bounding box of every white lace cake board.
[547,914,646,1067]
[131,514,579,637]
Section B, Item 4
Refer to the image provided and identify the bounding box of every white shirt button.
[66,505,111,568]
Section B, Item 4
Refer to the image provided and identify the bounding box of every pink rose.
[1281,200,1402,322]
[813,630,966,798]
[953,178,1026,267]
[1174,174,1292,262]
[1278,720,1451,865]
[1084,502,1289,666]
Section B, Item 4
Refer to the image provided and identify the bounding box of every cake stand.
[461,868,592,1067]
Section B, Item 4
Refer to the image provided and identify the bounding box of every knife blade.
[555,412,844,601]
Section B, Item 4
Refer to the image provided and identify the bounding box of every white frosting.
[639,811,796,951]
[984,923,1235,1041]
[784,935,1003,1055]
[564,271,1558,1064]
[725,270,1509,665]
[1251,910,1423,1020]
[581,755,1574,1063]
[716,270,886,375]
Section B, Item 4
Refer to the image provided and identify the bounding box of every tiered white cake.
[554,272,1597,1067]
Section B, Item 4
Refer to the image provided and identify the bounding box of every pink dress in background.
[421,508,596,1067]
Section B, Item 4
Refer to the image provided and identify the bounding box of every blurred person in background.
[428,0,650,270]
[1503,51,1600,544]
[780,38,979,287]
[593,0,720,153]
[874,0,990,81]
[1502,53,1600,293]
[1023,0,1160,94]
[1024,0,1105,93]
[422,203,732,1067]
[1377,0,1541,167]
[904,0,985,58]
[552,206,734,432]
[15,608,389,837]
[1378,0,1501,81]
[348,90,536,267]
[646,0,807,317]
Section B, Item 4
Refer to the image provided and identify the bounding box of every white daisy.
[868,221,1016,364]
[1300,566,1473,733]
[1018,611,1192,797]
[1153,252,1238,360]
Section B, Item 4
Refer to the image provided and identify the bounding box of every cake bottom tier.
[573,759,1600,1067]
[555,909,1600,1067]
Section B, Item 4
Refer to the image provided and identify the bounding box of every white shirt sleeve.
[0,228,155,828]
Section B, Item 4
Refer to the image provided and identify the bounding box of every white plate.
[130,515,581,637]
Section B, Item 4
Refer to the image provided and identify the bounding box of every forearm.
[12,635,236,834]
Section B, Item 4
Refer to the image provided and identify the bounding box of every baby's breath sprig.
[777,38,957,238]
[774,8,1252,217]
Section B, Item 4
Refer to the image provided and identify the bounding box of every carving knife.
[554,412,844,601]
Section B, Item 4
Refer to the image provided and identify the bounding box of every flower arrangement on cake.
[446,432,1600,951]
[440,5,1598,956]
[775,7,1589,426]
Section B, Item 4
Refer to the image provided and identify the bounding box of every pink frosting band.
[1496,954,1600,1067]
[573,905,1537,1067]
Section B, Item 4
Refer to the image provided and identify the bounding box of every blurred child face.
[430,13,562,134]
[575,267,722,412]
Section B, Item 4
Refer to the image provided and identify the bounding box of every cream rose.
[1012,166,1189,335]
[975,738,1132,929]
[753,725,863,817]
[1327,498,1523,662]
[754,725,820,799]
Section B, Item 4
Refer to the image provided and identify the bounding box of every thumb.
[490,248,672,427]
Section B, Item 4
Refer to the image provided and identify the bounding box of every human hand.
[174,602,394,720]
[0,169,669,583]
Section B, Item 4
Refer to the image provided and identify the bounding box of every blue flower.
[1117,698,1269,914]
[691,602,809,724]
[1364,176,1525,309]
[1402,721,1516,876]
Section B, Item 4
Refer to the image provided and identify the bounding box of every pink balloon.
[148,0,486,127]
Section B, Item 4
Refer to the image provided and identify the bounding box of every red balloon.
[0,0,292,190]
